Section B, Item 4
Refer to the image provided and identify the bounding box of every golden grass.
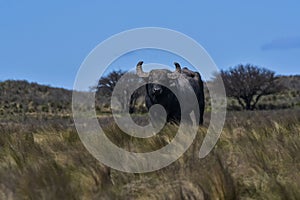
[0,109,299,199]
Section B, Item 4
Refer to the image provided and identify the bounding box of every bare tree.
[96,70,145,111]
[219,64,282,110]
[96,70,126,96]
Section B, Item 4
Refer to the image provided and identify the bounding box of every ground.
[0,109,299,199]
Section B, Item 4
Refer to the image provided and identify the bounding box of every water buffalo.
[130,61,205,125]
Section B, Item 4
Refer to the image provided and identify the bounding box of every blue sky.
[1,1,300,89]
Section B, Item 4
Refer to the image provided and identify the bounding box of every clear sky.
[1,1,300,89]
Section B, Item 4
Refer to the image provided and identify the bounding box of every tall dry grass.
[0,109,299,199]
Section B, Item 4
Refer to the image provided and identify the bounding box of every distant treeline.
[0,74,299,117]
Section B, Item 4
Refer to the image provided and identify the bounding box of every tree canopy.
[220,64,283,110]
[95,70,145,111]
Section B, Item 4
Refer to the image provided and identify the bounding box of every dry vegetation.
[0,109,299,199]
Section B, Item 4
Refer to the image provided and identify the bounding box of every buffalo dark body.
[131,61,205,125]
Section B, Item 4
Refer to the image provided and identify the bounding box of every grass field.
[0,109,299,199]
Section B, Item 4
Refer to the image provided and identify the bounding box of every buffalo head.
[136,61,181,97]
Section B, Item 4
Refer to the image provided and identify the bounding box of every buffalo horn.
[136,61,149,77]
[167,62,182,79]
